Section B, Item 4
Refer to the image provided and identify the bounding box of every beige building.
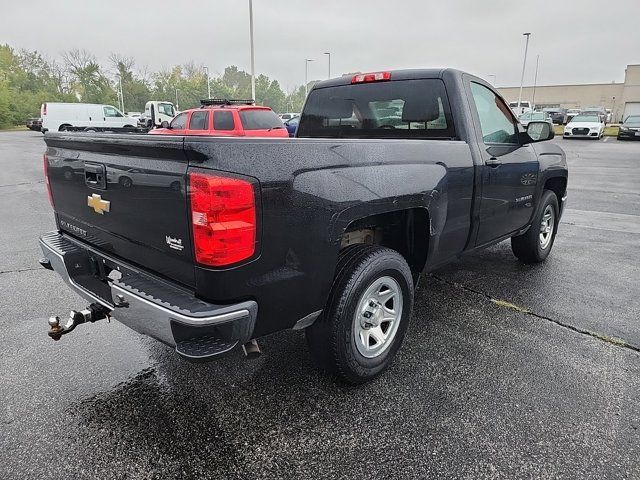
[497,64,640,122]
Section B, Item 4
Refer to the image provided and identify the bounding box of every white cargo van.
[40,103,136,132]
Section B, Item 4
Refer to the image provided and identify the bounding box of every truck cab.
[139,101,177,129]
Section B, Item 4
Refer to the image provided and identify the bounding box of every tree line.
[0,44,309,128]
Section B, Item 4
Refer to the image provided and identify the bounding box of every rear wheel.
[119,176,133,188]
[511,190,559,264]
[58,124,71,132]
[306,245,414,384]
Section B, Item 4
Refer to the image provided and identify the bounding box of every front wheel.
[306,245,414,384]
[511,190,559,264]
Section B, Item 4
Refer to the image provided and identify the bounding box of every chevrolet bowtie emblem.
[87,193,110,214]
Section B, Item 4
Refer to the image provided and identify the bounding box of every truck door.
[468,81,539,246]
[103,105,126,128]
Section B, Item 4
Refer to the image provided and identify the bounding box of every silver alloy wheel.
[539,204,555,249]
[353,276,403,358]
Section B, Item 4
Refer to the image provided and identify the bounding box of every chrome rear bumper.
[39,231,257,357]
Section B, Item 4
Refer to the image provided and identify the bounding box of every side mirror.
[161,121,170,128]
[526,121,554,142]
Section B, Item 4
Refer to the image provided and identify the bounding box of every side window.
[189,111,209,130]
[470,82,519,144]
[214,111,235,130]
[103,106,122,118]
[170,112,187,129]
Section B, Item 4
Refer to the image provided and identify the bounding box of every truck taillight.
[42,103,47,116]
[43,153,54,207]
[189,172,257,267]
[351,71,391,84]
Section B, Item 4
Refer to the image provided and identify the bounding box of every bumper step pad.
[175,335,238,360]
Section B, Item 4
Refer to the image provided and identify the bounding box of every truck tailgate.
[44,133,195,287]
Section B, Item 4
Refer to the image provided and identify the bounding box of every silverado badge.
[87,193,110,214]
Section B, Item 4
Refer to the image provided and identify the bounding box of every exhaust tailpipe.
[242,339,261,359]
[47,303,111,341]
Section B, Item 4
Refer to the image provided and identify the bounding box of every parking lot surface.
[0,131,638,479]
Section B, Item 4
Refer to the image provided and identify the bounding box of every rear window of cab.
[297,79,455,139]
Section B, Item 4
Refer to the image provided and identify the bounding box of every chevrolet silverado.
[40,69,567,384]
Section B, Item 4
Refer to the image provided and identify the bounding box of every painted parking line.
[562,208,640,234]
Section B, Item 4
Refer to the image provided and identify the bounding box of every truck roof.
[311,68,461,89]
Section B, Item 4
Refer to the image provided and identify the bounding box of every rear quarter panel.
[184,137,474,336]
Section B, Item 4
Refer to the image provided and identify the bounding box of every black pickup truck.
[40,69,567,384]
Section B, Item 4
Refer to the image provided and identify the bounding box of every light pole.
[305,59,314,97]
[249,0,256,101]
[175,88,179,111]
[324,52,331,79]
[204,66,211,99]
[517,32,531,111]
[531,55,540,110]
[118,74,125,113]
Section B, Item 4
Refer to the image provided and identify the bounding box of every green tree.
[109,54,151,113]
[0,42,309,128]
[62,49,116,105]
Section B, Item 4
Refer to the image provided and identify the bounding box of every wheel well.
[58,124,72,131]
[544,177,567,206]
[341,208,430,276]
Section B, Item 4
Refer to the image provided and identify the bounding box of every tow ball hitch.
[47,303,111,341]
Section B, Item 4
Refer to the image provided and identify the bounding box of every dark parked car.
[617,115,640,140]
[26,117,42,131]
[543,108,568,125]
[284,115,299,136]
[40,68,567,384]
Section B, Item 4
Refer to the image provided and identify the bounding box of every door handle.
[486,157,502,167]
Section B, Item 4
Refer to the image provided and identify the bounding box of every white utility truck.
[138,101,177,128]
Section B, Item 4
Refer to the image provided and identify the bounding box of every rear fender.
[293,162,447,262]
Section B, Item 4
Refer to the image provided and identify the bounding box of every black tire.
[511,190,559,264]
[119,176,133,188]
[306,245,414,384]
[58,124,71,132]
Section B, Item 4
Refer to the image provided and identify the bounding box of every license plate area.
[63,242,137,307]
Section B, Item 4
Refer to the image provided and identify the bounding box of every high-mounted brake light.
[351,71,392,84]
[189,172,257,267]
[43,153,54,207]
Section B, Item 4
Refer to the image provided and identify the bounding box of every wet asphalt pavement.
[0,131,638,479]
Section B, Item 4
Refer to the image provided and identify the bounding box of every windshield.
[624,115,640,125]
[158,103,175,116]
[571,115,599,123]
[239,109,284,130]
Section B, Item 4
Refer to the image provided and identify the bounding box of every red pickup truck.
[149,99,288,138]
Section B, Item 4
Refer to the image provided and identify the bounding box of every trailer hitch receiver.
[47,303,111,340]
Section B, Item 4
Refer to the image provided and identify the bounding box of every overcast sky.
[2,0,639,89]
